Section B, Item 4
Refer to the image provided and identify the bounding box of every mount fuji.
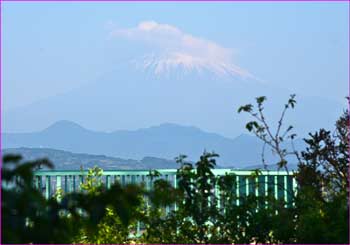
[3,53,344,139]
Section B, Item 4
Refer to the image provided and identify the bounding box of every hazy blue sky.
[3,2,348,109]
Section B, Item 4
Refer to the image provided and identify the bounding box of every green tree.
[2,156,144,244]
[2,154,80,243]
[238,95,349,244]
[238,94,298,171]
[295,110,349,243]
[74,166,144,244]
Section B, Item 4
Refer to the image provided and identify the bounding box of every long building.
[33,169,297,203]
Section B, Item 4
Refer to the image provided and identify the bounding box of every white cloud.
[110,21,254,78]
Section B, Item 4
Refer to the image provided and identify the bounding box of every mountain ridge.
[3,120,305,167]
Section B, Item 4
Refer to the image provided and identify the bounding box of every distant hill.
[2,147,179,170]
[3,120,305,167]
[242,163,298,171]
[2,147,298,171]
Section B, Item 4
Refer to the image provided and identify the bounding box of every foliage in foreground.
[238,95,349,244]
[2,96,349,244]
[2,157,143,243]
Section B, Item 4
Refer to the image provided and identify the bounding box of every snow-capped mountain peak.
[132,52,253,79]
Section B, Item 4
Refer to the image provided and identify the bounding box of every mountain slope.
[3,147,299,171]
[2,147,179,170]
[3,59,344,138]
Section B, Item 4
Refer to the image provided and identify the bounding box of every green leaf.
[256,96,267,105]
[288,94,296,108]
[245,121,259,132]
[238,104,253,113]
